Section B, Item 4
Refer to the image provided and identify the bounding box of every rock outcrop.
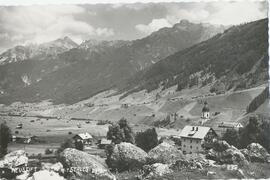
[142,163,172,178]
[109,142,148,171]
[60,148,115,180]
[41,162,64,174]
[27,170,65,180]
[241,143,270,163]
[148,142,183,164]
[206,140,248,166]
[171,159,204,170]
[0,150,28,168]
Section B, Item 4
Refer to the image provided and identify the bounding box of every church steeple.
[202,101,210,119]
[202,101,210,112]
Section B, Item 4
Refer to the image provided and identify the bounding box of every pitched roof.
[75,132,93,140]
[100,138,112,144]
[179,125,211,139]
[219,122,243,128]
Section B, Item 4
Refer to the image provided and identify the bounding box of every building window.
[190,145,192,149]
[190,140,192,143]
[197,140,199,144]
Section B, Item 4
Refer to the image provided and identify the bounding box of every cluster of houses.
[178,101,243,154]
[72,132,112,149]
[12,135,38,144]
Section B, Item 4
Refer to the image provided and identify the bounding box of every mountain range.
[122,18,268,97]
[0,19,267,105]
[0,20,226,104]
[0,36,78,65]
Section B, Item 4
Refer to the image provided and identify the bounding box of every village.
[0,95,269,180]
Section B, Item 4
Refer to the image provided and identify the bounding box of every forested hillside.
[123,19,268,96]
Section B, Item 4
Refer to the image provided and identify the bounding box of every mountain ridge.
[121,18,268,98]
[0,20,231,104]
[0,36,78,65]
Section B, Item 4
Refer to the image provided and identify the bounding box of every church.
[202,101,210,119]
[200,101,210,124]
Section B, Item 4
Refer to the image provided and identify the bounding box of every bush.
[135,128,158,152]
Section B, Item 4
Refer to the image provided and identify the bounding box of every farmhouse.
[218,122,243,130]
[179,125,217,154]
[73,133,93,145]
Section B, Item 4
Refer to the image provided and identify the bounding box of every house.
[218,122,243,130]
[73,133,93,145]
[179,125,217,154]
[98,138,112,149]
[12,136,33,144]
[218,122,243,136]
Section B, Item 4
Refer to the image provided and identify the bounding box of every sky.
[0,1,267,52]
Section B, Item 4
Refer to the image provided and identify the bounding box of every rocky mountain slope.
[123,18,268,97]
[0,20,225,104]
[0,36,78,65]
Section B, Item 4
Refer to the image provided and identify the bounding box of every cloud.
[96,28,115,37]
[135,4,210,34]
[135,1,267,35]
[135,18,172,34]
[207,2,267,25]
[0,5,114,45]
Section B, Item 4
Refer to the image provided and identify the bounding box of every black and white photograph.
[0,0,269,179]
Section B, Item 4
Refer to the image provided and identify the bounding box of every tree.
[75,140,84,151]
[0,122,11,157]
[107,118,134,144]
[222,128,239,147]
[135,128,158,152]
[56,138,74,154]
[258,120,270,152]
[246,87,269,113]
[239,116,260,148]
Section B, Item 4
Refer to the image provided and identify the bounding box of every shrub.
[135,128,158,152]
